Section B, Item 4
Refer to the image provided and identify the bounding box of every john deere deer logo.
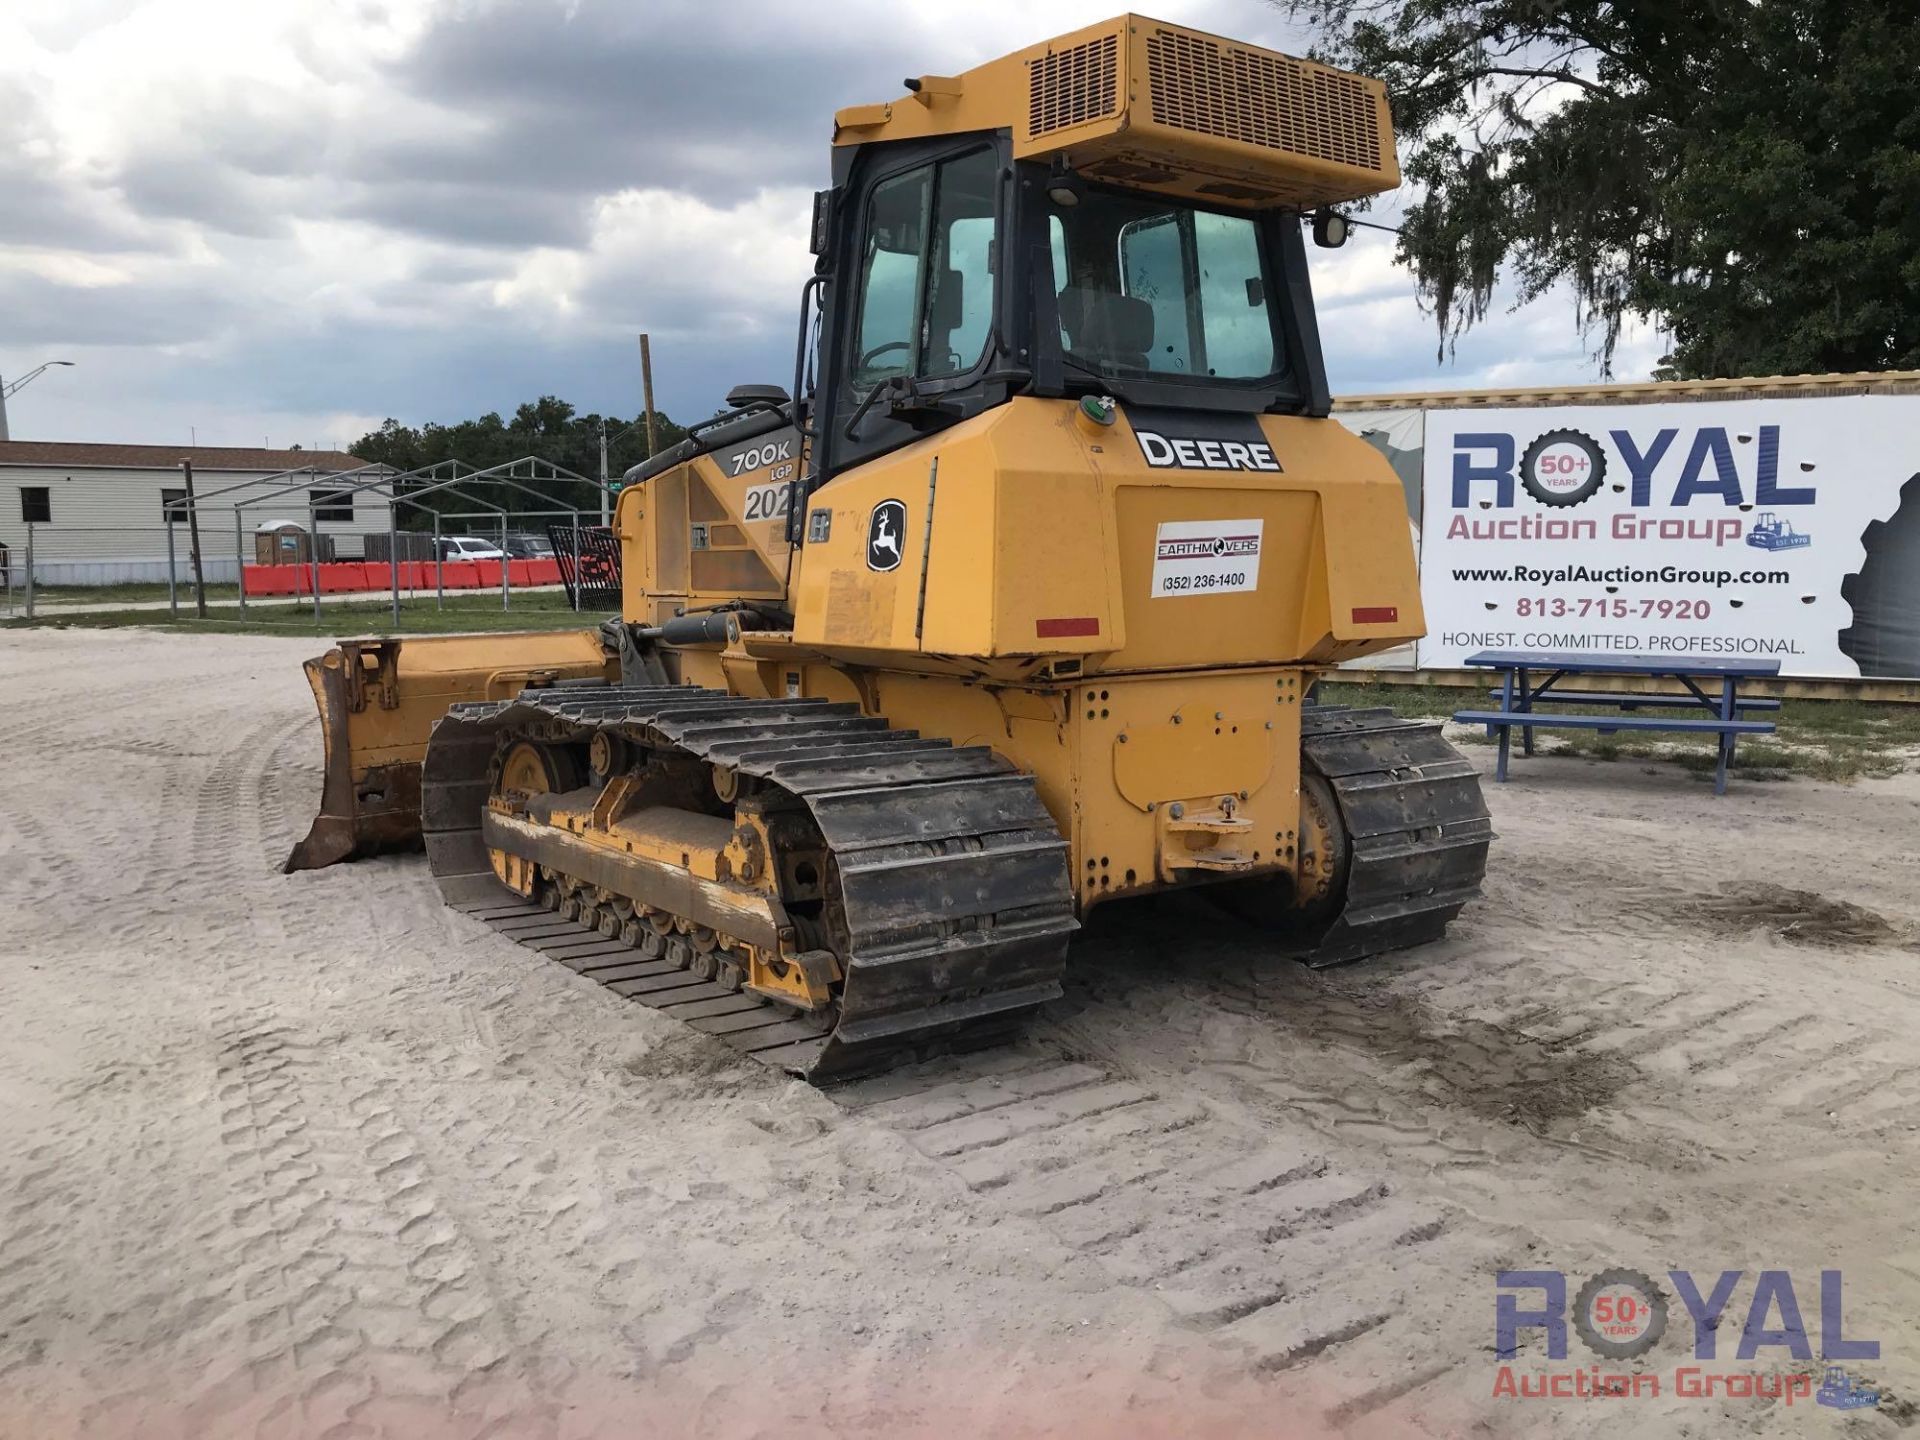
[866,499,906,572]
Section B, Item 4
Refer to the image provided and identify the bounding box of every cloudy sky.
[1,0,1661,450]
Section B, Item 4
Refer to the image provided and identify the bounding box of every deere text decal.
[1135,429,1281,472]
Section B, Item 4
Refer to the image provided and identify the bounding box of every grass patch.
[2,589,596,637]
[1311,680,1460,720]
[1317,679,1920,783]
[24,580,243,606]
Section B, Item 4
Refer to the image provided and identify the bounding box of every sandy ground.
[3,627,1918,1439]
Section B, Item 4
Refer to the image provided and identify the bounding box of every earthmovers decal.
[1150,518,1264,597]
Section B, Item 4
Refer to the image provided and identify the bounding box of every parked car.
[503,532,555,559]
[437,536,506,561]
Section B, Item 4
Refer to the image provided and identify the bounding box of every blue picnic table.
[1456,650,1782,795]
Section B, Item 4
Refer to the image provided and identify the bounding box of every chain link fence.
[5,518,616,626]
[4,454,619,627]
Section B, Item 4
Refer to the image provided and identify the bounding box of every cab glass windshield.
[1049,189,1283,384]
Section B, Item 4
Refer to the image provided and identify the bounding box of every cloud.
[1,0,1644,448]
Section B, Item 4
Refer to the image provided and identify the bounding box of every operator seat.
[1057,286,1155,371]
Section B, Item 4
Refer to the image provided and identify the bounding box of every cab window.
[1192,212,1275,377]
[849,149,997,391]
[1051,194,1281,382]
[852,169,929,388]
[1117,213,1193,374]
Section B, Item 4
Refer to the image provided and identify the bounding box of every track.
[418,691,1491,1085]
[420,691,1491,1085]
[1292,705,1494,965]
[419,684,1079,1081]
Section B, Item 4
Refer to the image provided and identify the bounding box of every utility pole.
[638,333,658,460]
[181,458,208,619]
[598,417,610,526]
[0,359,77,443]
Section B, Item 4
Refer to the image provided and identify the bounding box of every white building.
[0,441,377,584]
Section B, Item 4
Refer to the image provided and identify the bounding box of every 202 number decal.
[742,483,793,521]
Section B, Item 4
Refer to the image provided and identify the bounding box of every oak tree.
[1282,0,1920,376]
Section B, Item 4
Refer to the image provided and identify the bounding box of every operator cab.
[661,17,1396,515]
[805,130,1331,487]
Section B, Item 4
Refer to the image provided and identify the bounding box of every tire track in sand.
[58,680,561,1438]
[836,1047,1496,1435]
[88,1017,564,1440]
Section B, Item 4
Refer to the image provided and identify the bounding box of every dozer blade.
[285,630,616,873]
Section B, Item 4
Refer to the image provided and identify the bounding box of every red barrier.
[374,556,428,591]
[241,556,560,597]
[243,562,360,595]
[242,565,295,597]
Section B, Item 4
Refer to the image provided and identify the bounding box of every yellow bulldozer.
[287,14,1492,1081]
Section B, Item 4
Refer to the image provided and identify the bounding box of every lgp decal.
[1135,429,1281,473]
[866,499,906,572]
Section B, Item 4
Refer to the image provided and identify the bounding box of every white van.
[438,536,506,561]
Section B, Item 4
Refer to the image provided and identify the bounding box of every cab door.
[815,138,1011,484]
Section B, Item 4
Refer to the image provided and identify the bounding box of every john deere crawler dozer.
[288,14,1492,1080]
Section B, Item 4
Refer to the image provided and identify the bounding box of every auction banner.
[1414,396,1920,679]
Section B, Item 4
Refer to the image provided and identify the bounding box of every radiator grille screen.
[1026,33,1119,138]
[1145,28,1382,171]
